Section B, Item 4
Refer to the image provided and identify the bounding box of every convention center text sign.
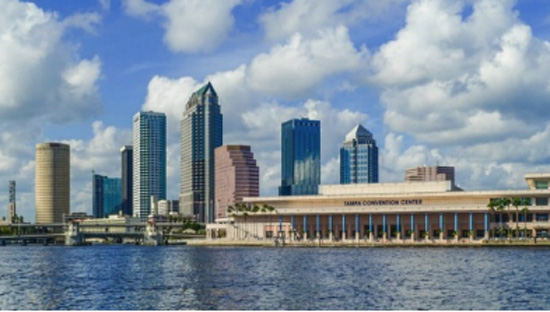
[344,199,423,206]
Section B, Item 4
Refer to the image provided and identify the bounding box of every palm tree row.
[487,197,530,239]
[227,203,276,239]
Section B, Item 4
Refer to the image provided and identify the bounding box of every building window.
[536,214,548,222]
[535,197,548,206]
[536,181,549,189]
[265,231,273,238]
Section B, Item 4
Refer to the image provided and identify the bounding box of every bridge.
[0,221,203,246]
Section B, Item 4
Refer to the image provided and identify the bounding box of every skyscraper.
[93,174,122,218]
[35,142,70,224]
[215,145,259,219]
[279,118,321,196]
[340,124,378,184]
[121,145,133,216]
[133,111,167,221]
[180,82,223,223]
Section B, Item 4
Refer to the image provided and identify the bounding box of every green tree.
[521,206,530,238]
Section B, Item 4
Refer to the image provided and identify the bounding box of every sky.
[2,0,550,222]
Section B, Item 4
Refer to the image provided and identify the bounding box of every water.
[0,245,549,310]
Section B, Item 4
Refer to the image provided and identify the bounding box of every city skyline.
[3,0,550,222]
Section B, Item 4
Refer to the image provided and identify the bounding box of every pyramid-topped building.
[340,124,378,184]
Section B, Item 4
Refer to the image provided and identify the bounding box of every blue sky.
[2,0,550,222]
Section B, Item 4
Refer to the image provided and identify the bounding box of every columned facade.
[208,176,550,243]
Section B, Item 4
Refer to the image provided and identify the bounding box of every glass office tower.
[120,145,133,216]
[279,118,321,196]
[92,174,122,218]
[180,82,223,223]
[340,124,378,184]
[133,111,167,221]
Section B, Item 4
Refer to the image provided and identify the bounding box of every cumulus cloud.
[123,0,242,53]
[0,0,102,123]
[371,0,550,146]
[259,0,407,41]
[247,26,368,98]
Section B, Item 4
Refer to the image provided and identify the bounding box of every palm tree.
[487,199,498,239]
[501,197,512,238]
[521,206,530,238]
[512,198,521,239]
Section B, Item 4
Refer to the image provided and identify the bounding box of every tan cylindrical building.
[35,143,70,223]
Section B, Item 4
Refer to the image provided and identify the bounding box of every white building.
[133,111,167,221]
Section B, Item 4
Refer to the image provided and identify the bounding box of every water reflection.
[1,246,550,309]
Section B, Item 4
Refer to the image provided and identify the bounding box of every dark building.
[279,118,321,196]
[121,145,133,216]
[180,82,223,223]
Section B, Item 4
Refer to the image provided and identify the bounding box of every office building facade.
[180,82,223,223]
[121,145,133,216]
[215,145,259,219]
[93,174,122,218]
[35,142,70,224]
[340,124,378,184]
[158,200,179,216]
[279,118,320,196]
[133,111,167,221]
[405,166,455,185]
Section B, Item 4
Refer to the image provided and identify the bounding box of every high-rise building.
[279,118,321,196]
[215,145,259,219]
[133,111,167,221]
[92,174,122,218]
[121,145,133,216]
[158,199,179,216]
[340,124,379,184]
[180,82,223,223]
[405,166,455,185]
[7,181,15,223]
[35,143,70,224]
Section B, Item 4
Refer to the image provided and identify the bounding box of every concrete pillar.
[355,214,360,241]
[484,213,489,240]
[291,215,295,241]
[278,215,283,238]
[410,213,415,241]
[469,213,474,241]
[396,214,401,239]
[329,214,333,241]
[316,215,320,239]
[342,214,346,241]
[303,215,308,240]
[383,214,387,240]
[439,213,444,240]
[454,212,459,241]
[369,214,373,238]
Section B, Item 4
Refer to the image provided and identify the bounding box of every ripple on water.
[1,246,550,309]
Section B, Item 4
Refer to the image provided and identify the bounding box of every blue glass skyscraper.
[133,111,167,221]
[180,82,223,223]
[340,124,378,184]
[93,174,122,218]
[279,118,321,196]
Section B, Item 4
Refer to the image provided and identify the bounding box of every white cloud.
[247,26,368,98]
[0,0,102,123]
[61,12,102,34]
[259,0,407,41]
[123,0,242,53]
[370,0,550,147]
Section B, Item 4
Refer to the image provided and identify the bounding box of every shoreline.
[185,238,550,248]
